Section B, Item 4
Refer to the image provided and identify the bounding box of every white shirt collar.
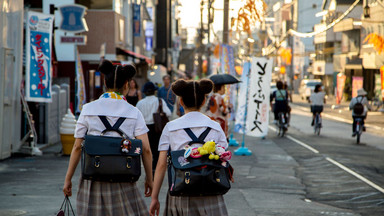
[80,97,138,118]
[167,111,222,131]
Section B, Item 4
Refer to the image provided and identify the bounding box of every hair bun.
[121,64,136,79]
[171,79,188,96]
[198,79,213,94]
[98,60,114,75]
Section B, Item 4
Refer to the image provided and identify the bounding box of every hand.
[144,178,153,197]
[149,199,160,216]
[63,179,72,196]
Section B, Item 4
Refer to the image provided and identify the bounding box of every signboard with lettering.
[133,4,141,37]
[59,4,88,33]
[246,57,273,137]
[60,36,87,44]
[25,11,54,102]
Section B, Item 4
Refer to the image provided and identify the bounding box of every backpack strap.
[99,116,126,137]
[183,127,212,145]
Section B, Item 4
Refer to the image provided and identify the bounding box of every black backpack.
[353,97,364,115]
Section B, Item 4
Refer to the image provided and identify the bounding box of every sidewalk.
[0,132,357,216]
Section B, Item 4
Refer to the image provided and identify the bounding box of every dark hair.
[162,75,171,80]
[314,84,322,93]
[172,79,213,109]
[98,60,136,91]
[129,79,139,90]
[214,84,224,93]
[276,81,284,90]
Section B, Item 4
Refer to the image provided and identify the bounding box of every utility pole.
[197,0,204,78]
[223,0,229,44]
[207,0,213,75]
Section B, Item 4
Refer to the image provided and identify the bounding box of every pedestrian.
[309,84,326,126]
[270,80,289,125]
[349,88,370,136]
[136,81,172,173]
[149,79,229,216]
[158,75,176,113]
[63,60,153,215]
[126,78,142,106]
[205,84,231,137]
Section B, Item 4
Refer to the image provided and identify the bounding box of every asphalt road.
[0,97,384,215]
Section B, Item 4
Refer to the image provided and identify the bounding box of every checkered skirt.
[76,178,148,216]
[164,193,228,216]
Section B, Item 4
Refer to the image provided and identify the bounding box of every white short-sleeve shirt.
[310,92,325,106]
[158,111,228,151]
[74,96,149,139]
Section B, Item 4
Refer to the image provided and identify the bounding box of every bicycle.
[313,112,322,135]
[369,98,383,111]
[354,117,364,144]
[276,112,287,137]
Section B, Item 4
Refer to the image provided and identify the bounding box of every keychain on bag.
[57,196,75,216]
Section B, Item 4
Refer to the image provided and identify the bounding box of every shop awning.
[116,48,152,64]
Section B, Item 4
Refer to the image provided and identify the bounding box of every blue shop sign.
[59,4,88,33]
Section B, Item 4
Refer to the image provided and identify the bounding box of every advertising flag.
[75,47,87,113]
[234,61,250,133]
[352,76,364,98]
[246,57,273,137]
[25,11,54,102]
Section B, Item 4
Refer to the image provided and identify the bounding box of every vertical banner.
[336,73,346,104]
[246,57,273,137]
[75,47,87,113]
[220,44,236,75]
[133,4,141,37]
[234,62,251,133]
[352,76,364,98]
[381,66,384,101]
[25,11,54,102]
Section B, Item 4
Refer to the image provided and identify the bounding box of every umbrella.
[209,74,240,85]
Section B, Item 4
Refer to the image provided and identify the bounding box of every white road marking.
[326,157,384,194]
[268,125,384,194]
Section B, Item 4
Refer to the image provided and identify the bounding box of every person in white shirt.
[309,84,326,126]
[349,88,370,136]
[149,79,229,216]
[63,60,153,215]
[136,82,172,173]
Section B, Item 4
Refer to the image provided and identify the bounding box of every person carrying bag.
[63,60,153,216]
[150,79,232,216]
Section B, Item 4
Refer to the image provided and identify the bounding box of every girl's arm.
[149,151,168,216]
[63,138,83,196]
[138,90,143,100]
[136,133,153,197]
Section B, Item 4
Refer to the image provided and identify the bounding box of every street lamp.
[363,4,370,18]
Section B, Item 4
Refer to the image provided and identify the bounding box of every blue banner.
[25,11,54,102]
[133,4,141,37]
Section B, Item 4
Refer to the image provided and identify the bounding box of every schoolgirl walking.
[150,79,232,216]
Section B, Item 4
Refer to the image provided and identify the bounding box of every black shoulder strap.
[183,127,212,145]
[99,116,126,137]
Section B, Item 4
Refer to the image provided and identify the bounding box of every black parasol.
[209,74,240,85]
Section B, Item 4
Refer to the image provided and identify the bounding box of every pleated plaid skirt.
[164,193,228,216]
[76,178,148,216]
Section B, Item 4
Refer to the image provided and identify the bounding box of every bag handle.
[183,127,212,145]
[157,98,164,114]
[99,116,127,138]
[59,196,75,216]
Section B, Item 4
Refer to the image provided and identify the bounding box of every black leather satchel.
[153,98,169,134]
[167,128,231,196]
[81,116,142,182]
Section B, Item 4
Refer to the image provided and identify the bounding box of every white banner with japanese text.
[75,46,87,114]
[25,11,54,102]
[246,57,273,137]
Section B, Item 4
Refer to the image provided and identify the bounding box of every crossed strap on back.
[184,127,212,145]
[99,116,126,137]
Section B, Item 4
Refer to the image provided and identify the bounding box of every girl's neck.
[184,108,200,114]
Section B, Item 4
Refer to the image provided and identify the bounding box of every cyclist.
[309,84,326,126]
[349,88,370,137]
[270,81,289,126]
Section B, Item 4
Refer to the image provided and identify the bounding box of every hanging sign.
[25,11,54,102]
[246,57,273,137]
[59,4,88,33]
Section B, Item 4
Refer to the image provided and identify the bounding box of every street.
[0,95,384,216]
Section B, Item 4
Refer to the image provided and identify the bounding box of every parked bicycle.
[369,97,383,111]
[276,112,287,137]
[354,117,364,144]
[313,112,322,135]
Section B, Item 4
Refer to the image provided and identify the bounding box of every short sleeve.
[216,129,228,149]
[158,124,170,151]
[74,114,88,138]
[134,111,149,137]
